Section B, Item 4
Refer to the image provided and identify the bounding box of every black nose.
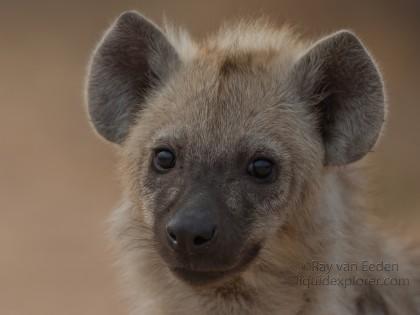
[166,216,217,252]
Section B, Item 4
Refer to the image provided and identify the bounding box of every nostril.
[193,235,208,246]
[169,231,177,242]
[193,226,216,247]
[166,225,178,245]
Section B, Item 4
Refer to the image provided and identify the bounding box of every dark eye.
[153,149,176,172]
[247,159,274,180]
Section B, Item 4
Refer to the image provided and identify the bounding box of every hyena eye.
[247,159,274,180]
[153,149,176,172]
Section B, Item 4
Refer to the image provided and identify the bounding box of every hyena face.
[121,53,324,285]
[86,12,384,285]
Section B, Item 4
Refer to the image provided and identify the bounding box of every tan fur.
[103,20,420,315]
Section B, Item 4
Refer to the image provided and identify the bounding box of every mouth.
[168,244,262,285]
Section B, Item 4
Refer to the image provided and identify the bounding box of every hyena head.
[86,12,385,286]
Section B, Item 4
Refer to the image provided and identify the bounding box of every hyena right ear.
[86,11,179,144]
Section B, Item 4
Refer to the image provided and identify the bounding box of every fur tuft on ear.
[86,11,180,144]
[290,31,385,165]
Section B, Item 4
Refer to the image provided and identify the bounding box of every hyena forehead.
[177,55,296,112]
[133,30,310,147]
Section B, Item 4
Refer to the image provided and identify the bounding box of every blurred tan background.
[0,1,419,314]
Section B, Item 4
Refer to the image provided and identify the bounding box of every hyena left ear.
[290,31,385,166]
[86,11,179,144]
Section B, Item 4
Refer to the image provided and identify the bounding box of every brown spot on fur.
[219,53,253,77]
[218,50,277,78]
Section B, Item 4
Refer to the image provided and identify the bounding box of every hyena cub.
[86,11,419,315]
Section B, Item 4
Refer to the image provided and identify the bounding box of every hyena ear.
[290,31,385,165]
[86,11,179,143]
